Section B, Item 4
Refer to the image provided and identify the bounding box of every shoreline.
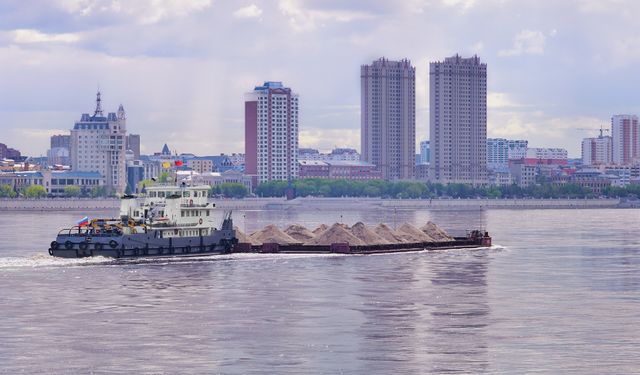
[0,197,629,211]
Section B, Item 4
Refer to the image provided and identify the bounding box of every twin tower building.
[245,55,487,185]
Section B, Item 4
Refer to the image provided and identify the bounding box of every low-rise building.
[298,160,381,180]
[488,167,513,186]
[509,161,536,187]
[0,170,104,196]
[45,170,104,196]
[298,160,330,178]
[178,170,253,191]
[187,158,214,174]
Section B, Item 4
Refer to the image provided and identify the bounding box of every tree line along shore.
[1,178,639,200]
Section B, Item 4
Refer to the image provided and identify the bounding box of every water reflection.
[351,250,490,374]
[423,252,490,373]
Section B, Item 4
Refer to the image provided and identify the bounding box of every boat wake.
[1,245,507,270]
[0,253,116,270]
[0,252,347,270]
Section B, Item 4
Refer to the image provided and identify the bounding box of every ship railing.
[57,226,122,237]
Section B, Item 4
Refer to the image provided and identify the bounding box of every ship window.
[181,211,185,217]
[158,191,165,197]
[183,191,191,197]
[150,191,156,197]
[206,210,210,216]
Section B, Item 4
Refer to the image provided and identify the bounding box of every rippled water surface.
[1,208,639,374]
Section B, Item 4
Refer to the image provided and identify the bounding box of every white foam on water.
[0,253,116,270]
[1,246,506,270]
[0,251,347,270]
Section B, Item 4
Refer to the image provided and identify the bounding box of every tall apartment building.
[429,54,487,184]
[611,115,640,165]
[361,58,416,180]
[581,136,612,166]
[70,92,127,194]
[245,81,299,184]
[487,138,528,170]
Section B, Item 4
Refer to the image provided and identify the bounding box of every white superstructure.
[70,91,127,194]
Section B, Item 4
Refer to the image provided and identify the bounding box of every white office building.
[581,136,612,166]
[70,92,127,194]
[245,82,299,184]
[487,138,528,170]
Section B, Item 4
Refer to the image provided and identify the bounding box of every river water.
[0,208,638,374]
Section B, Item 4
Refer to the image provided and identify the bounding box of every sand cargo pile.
[233,221,491,254]
[242,221,452,246]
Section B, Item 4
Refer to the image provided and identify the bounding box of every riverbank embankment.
[0,197,625,211]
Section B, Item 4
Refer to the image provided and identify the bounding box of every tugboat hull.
[49,229,236,258]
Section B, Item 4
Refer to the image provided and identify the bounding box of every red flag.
[175,160,183,166]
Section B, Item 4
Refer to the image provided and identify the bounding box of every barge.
[48,185,491,259]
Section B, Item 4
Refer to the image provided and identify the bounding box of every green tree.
[219,183,248,198]
[63,185,81,197]
[23,185,47,198]
[158,171,172,183]
[0,184,16,198]
[90,186,108,198]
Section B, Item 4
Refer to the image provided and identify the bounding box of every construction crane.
[575,125,610,138]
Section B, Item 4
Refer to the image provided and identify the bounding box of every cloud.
[499,30,546,57]
[234,4,263,18]
[12,29,81,44]
[54,0,213,24]
[441,0,477,10]
[487,92,525,109]
[299,128,360,152]
[278,0,374,32]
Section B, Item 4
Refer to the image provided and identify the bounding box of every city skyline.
[2,1,640,157]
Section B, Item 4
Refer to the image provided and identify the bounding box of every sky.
[1,0,640,158]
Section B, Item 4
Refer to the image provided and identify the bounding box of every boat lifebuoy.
[64,241,73,250]
[50,241,59,250]
[48,248,53,256]
[198,218,203,225]
[109,240,118,249]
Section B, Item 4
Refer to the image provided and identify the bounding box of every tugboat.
[49,185,236,258]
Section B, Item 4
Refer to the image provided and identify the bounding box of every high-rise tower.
[70,92,127,194]
[429,54,487,184]
[245,81,299,185]
[361,58,416,180]
[611,114,639,165]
